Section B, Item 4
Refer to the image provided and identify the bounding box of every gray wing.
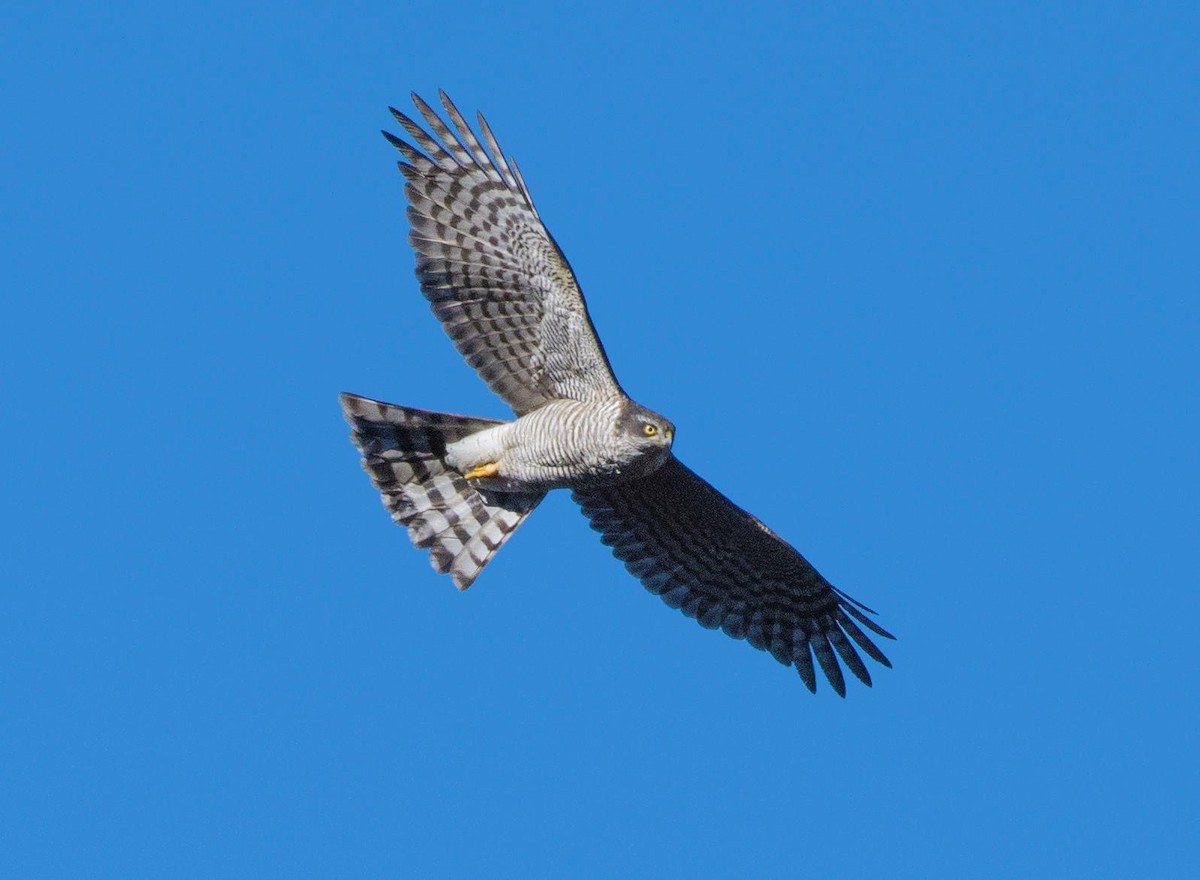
[573,457,895,695]
[385,91,623,415]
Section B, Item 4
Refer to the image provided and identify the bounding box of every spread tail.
[340,393,545,588]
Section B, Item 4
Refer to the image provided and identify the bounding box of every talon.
[463,461,499,480]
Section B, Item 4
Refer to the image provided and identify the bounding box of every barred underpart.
[341,393,544,589]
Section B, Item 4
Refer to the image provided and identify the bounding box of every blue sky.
[3,2,1197,877]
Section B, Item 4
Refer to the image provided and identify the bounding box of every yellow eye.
[643,423,658,437]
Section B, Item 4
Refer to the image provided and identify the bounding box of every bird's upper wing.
[385,92,623,415]
[573,457,895,694]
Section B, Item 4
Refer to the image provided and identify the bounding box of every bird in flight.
[341,91,894,694]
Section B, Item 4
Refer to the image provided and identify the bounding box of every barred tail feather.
[340,393,544,589]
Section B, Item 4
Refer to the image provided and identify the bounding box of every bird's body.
[444,396,673,492]
[341,92,895,694]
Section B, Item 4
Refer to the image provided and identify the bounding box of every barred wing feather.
[386,91,623,415]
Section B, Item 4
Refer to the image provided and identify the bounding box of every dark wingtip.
[842,602,898,641]
[833,588,899,643]
[812,633,847,697]
[827,623,876,688]
[794,648,818,693]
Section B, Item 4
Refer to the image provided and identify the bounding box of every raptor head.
[617,400,675,476]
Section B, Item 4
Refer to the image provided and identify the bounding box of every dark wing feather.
[385,91,623,415]
[573,457,895,694]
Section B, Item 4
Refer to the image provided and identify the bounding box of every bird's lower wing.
[572,457,895,694]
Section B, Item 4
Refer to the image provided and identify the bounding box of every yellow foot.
[463,461,500,480]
